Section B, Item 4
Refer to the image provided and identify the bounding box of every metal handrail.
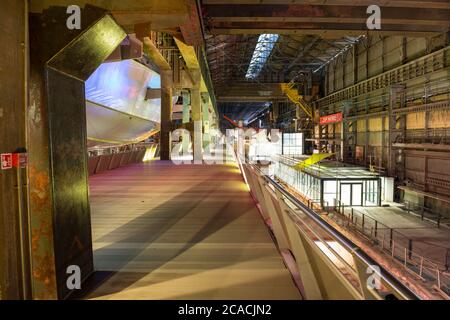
[88,142,153,156]
[328,202,450,297]
[249,163,420,300]
[401,200,449,228]
[287,207,360,282]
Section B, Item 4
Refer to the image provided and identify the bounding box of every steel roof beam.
[202,0,450,9]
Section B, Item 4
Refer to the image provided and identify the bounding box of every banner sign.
[319,112,343,125]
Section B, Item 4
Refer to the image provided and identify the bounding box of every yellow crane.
[280,80,314,119]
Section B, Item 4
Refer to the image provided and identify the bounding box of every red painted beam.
[180,0,204,46]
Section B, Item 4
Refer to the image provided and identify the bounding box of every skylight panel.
[245,34,279,79]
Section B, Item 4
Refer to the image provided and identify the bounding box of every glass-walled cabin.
[274,159,381,208]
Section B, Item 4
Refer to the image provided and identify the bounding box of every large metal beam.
[191,70,203,162]
[217,96,284,102]
[210,16,449,27]
[174,38,218,112]
[209,28,440,38]
[174,37,200,69]
[160,69,174,160]
[141,37,171,70]
[202,0,450,9]
[202,3,449,35]
[30,0,190,30]
[217,82,285,97]
[179,0,204,46]
[392,143,450,152]
[219,82,285,89]
[203,3,450,22]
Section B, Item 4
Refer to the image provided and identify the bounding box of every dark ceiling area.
[200,1,449,37]
[204,31,362,125]
[204,33,361,89]
[199,1,449,123]
[219,101,270,129]
[200,2,367,123]
[200,1,449,88]
[203,31,362,125]
[204,34,258,87]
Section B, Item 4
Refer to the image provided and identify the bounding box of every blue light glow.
[85,60,161,122]
[245,34,279,79]
[147,73,161,89]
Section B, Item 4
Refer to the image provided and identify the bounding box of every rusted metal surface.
[202,3,450,34]
[46,69,94,299]
[28,6,126,299]
[29,0,190,31]
[0,0,29,300]
[47,15,126,81]
[160,69,174,160]
[180,0,204,46]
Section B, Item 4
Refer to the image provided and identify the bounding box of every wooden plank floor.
[86,160,301,300]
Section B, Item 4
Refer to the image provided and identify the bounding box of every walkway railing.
[239,161,420,300]
[87,142,154,175]
[401,200,449,228]
[328,200,449,298]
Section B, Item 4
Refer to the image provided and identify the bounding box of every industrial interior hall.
[1,0,450,301]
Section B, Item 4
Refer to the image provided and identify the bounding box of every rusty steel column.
[191,70,203,163]
[341,101,352,163]
[160,69,174,161]
[201,93,211,151]
[387,85,405,177]
[28,7,126,299]
[0,0,30,300]
[181,91,191,154]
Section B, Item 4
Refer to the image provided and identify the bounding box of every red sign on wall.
[1,153,13,170]
[12,153,28,168]
[319,112,343,125]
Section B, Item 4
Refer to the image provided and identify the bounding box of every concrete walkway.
[85,160,301,299]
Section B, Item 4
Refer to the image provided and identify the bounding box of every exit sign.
[319,112,343,125]
[1,153,13,170]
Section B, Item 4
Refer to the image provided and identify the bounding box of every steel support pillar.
[365,100,370,166]
[182,90,191,154]
[201,93,211,152]
[191,70,202,163]
[160,69,173,160]
[27,7,126,299]
[388,85,406,177]
[341,101,352,162]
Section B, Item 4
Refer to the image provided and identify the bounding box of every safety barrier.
[87,144,152,176]
[239,161,420,300]
[329,200,450,298]
[401,200,449,228]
